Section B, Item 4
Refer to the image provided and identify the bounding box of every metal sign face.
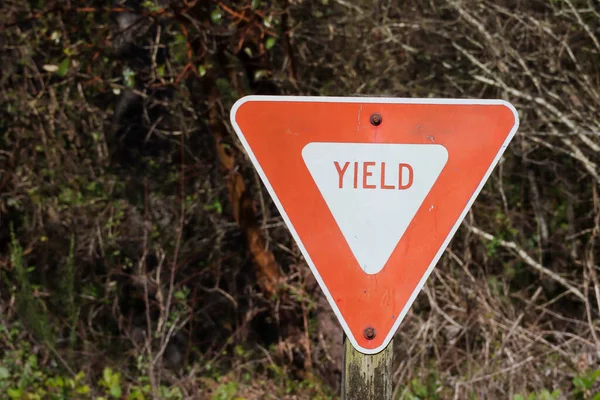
[230,96,519,354]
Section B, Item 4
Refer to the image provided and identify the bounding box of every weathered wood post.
[342,336,393,400]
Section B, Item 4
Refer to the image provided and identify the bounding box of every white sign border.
[230,95,520,355]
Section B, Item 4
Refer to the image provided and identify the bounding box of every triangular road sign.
[231,96,519,354]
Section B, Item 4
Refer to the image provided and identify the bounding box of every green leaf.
[265,37,276,50]
[410,378,428,398]
[263,15,273,28]
[77,385,90,394]
[538,389,556,400]
[7,388,22,399]
[142,0,160,11]
[103,367,112,383]
[102,367,122,398]
[0,366,9,379]
[123,67,135,88]
[27,354,38,368]
[253,69,269,81]
[203,200,223,215]
[129,388,146,400]
[58,58,70,77]
[110,384,122,398]
[211,9,223,24]
[198,65,207,77]
[573,376,587,389]
[212,381,238,400]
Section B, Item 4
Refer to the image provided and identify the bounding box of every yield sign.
[230,96,519,354]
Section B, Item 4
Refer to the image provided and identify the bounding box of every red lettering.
[334,161,350,188]
[353,162,358,188]
[380,162,394,189]
[398,163,413,189]
[363,162,376,189]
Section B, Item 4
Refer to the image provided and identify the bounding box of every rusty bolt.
[370,113,382,126]
[364,326,376,340]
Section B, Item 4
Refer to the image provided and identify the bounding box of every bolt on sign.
[230,96,519,354]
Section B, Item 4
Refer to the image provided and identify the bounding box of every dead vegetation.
[1,0,600,398]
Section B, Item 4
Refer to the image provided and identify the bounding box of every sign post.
[342,337,393,400]
[230,96,518,397]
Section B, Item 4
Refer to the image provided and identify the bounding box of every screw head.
[364,326,376,340]
[370,113,382,126]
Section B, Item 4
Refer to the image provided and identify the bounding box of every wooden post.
[342,335,393,399]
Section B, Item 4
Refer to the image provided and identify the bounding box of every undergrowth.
[1,0,600,398]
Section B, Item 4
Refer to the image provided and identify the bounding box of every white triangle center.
[302,142,448,275]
